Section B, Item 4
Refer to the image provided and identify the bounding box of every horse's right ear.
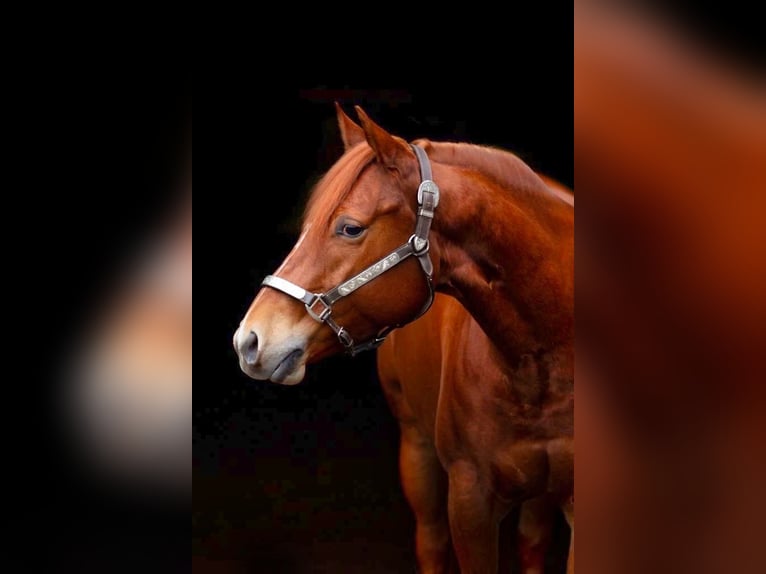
[355,106,415,172]
[335,102,366,151]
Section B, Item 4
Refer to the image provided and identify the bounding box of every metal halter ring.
[408,234,429,256]
[305,296,332,322]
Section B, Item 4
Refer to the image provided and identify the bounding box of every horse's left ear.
[335,102,366,150]
[355,106,414,171]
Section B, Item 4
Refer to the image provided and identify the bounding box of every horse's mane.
[303,139,572,225]
[420,140,573,207]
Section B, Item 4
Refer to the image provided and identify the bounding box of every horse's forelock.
[303,145,376,226]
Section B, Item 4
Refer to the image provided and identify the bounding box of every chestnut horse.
[234,106,574,573]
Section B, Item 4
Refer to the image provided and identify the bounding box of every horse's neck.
[430,157,574,364]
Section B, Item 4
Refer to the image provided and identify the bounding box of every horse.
[234,105,574,573]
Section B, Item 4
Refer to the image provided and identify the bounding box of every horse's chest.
[434,353,573,498]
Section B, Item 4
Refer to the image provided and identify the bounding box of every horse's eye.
[340,224,366,238]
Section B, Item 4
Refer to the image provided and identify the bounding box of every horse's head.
[234,105,438,384]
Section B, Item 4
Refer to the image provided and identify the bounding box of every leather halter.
[261,144,439,355]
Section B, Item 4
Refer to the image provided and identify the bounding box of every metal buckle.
[305,296,332,322]
[417,180,440,208]
[337,328,354,348]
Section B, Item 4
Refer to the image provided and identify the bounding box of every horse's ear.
[335,102,365,151]
[355,106,413,170]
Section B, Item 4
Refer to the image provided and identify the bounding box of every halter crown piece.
[261,144,439,355]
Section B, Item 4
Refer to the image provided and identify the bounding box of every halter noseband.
[261,144,439,356]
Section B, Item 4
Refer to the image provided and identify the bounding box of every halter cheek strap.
[261,144,440,356]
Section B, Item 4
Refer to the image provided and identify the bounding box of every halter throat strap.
[261,144,440,355]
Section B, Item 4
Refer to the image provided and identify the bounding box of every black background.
[11,50,191,571]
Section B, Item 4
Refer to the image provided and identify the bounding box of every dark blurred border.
[10,45,190,571]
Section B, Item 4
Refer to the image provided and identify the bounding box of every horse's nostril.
[241,331,259,365]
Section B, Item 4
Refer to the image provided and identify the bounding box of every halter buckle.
[417,180,440,208]
[305,296,332,322]
[336,328,354,348]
